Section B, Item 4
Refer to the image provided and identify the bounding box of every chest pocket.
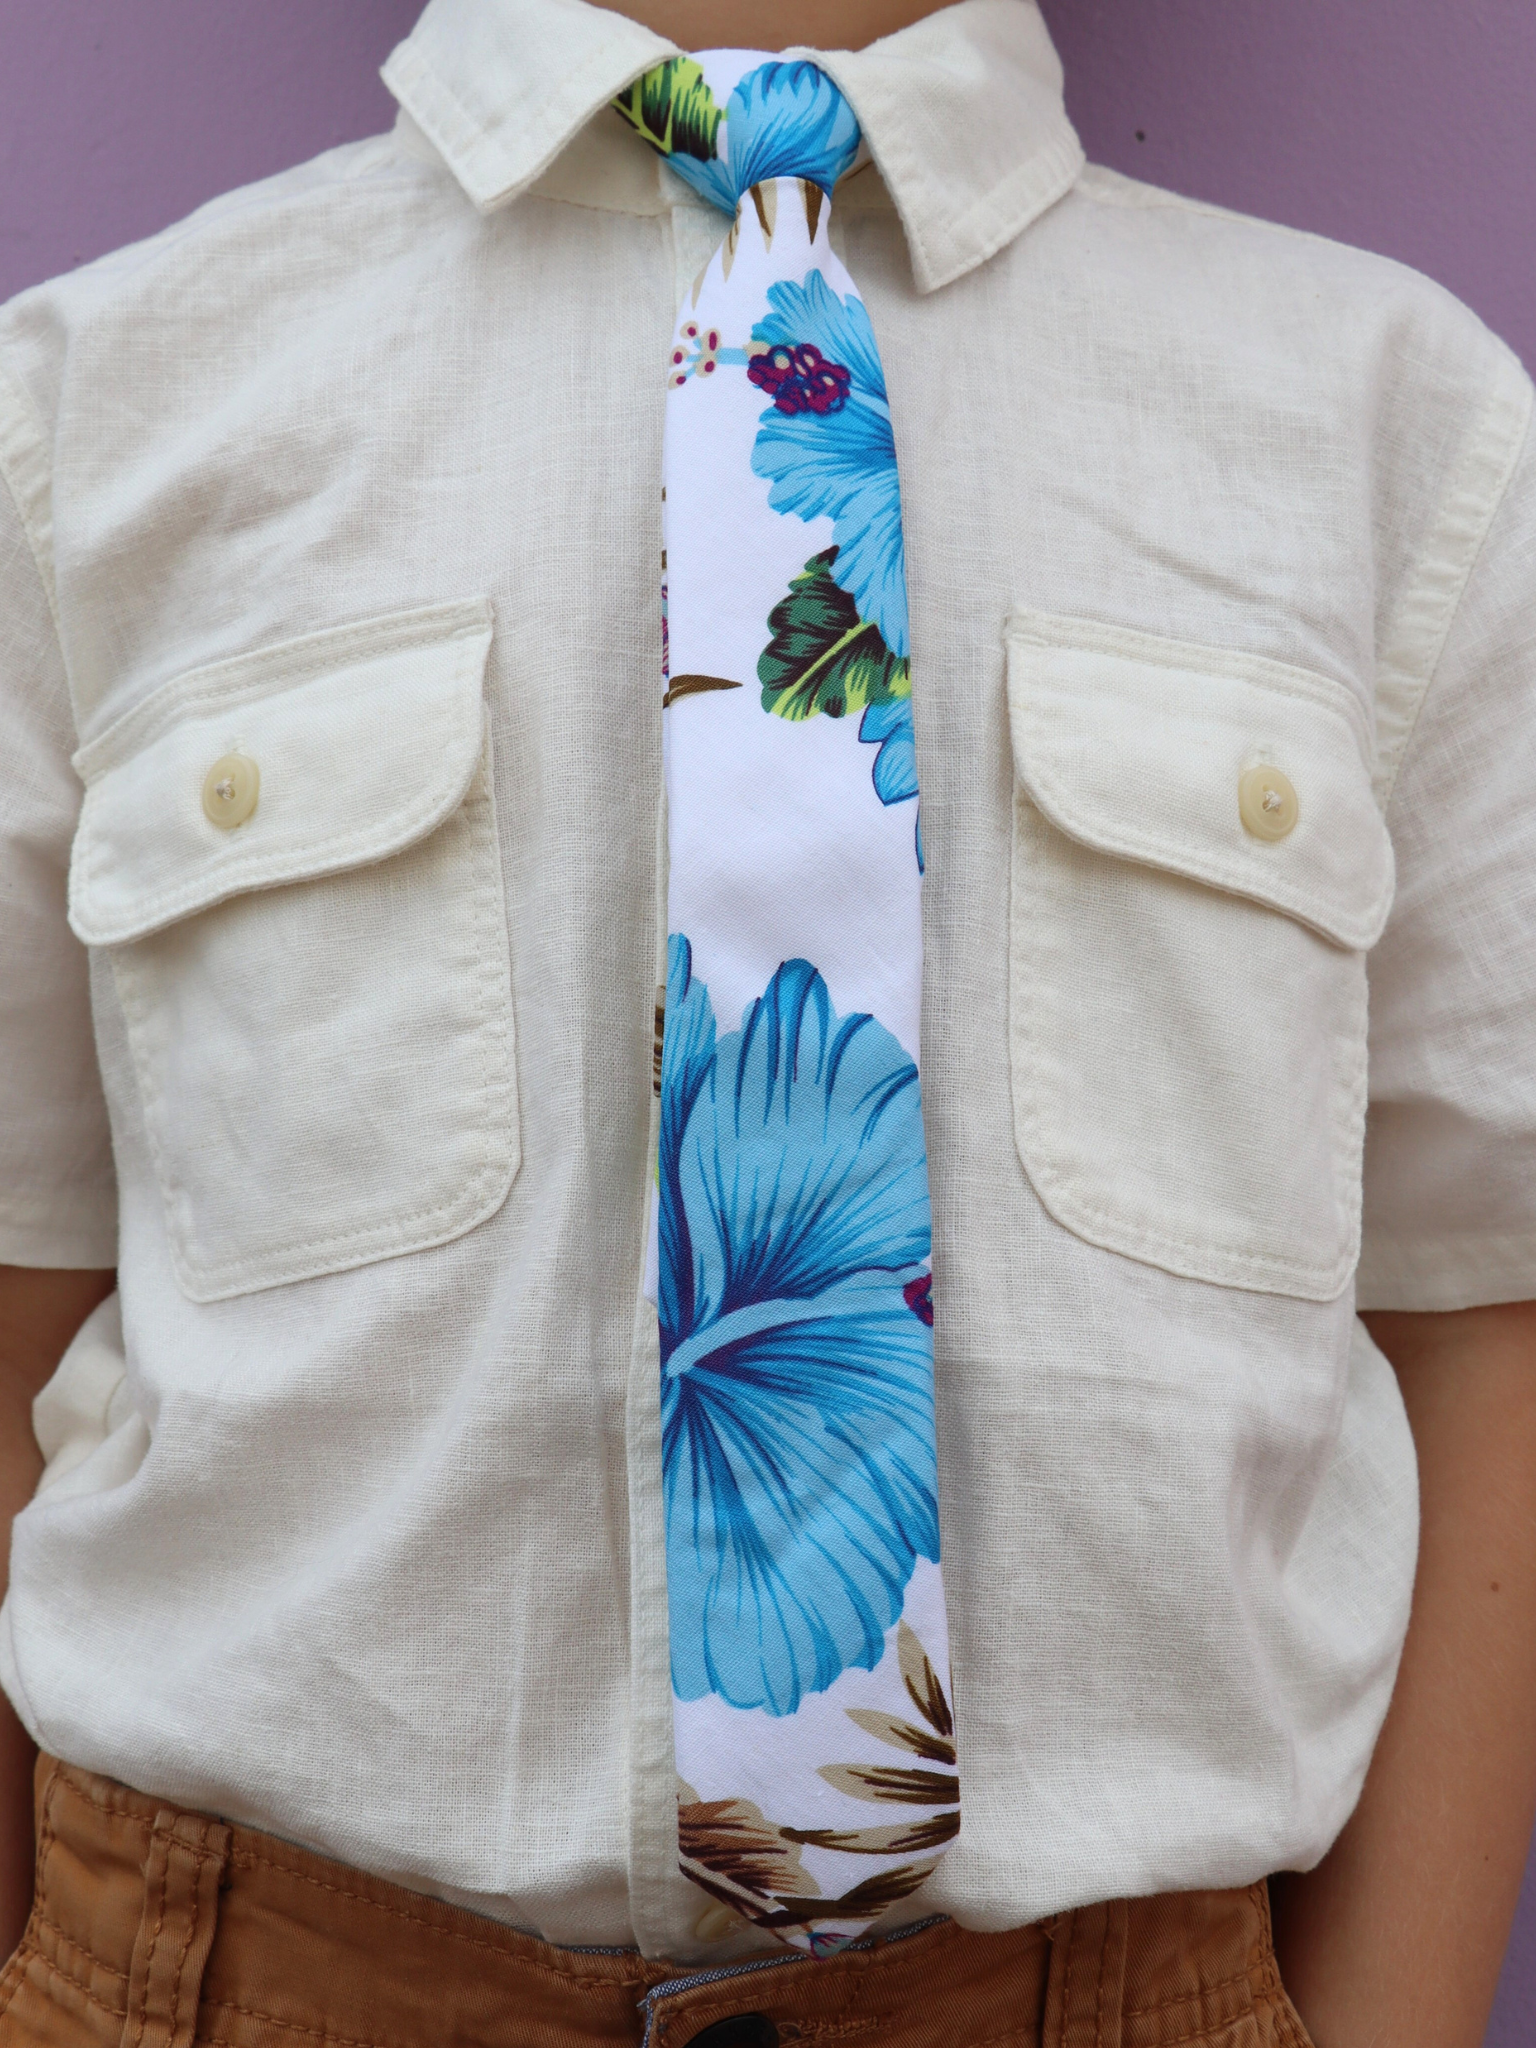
[68,600,517,1302]
[1006,611,1394,1302]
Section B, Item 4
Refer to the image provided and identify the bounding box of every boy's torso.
[0,0,1529,1965]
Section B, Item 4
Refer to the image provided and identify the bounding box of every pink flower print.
[670,322,723,388]
[747,340,852,416]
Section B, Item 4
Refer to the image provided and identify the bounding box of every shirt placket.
[622,188,752,1967]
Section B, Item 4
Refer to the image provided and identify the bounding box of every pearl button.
[1238,764,1298,842]
[692,1901,740,1943]
[202,753,260,829]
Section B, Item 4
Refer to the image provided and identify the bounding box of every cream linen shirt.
[1,0,1534,1965]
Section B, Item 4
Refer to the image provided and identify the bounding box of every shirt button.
[1238,764,1298,842]
[202,753,260,829]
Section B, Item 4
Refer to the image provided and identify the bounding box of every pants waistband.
[0,1756,1308,2048]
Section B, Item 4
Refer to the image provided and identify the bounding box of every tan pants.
[0,1758,1314,2048]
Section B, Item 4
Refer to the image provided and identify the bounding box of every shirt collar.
[381,0,1084,293]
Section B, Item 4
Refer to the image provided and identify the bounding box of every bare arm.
[0,1265,115,1956]
[1272,1299,1536,2048]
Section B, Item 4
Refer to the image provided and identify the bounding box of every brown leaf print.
[897,1621,954,1738]
[844,1706,956,1766]
[768,1859,942,1928]
[677,1784,819,1925]
[674,1625,959,1949]
[819,1762,961,1806]
[780,1810,960,1856]
[663,673,744,708]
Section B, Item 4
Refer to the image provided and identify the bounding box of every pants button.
[684,2016,780,2048]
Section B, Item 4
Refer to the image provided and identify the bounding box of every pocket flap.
[1006,611,1394,950]
[69,600,494,947]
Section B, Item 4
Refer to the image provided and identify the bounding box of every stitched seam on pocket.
[73,602,492,778]
[112,934,500,1294]
[175,778,515,1293]
[1008,792,1365,1300]
[1122,1961,1255,2016]
[73,670,485,946]
[197,2012,394,2048]
[21,1949,126,2024]
[31,1910,130,1988]
[1016,733,1382,952]
[0,1942,35,2021]
[1004,628,1390,951]
[112,755,518,1301]
[1006,611,1372,748]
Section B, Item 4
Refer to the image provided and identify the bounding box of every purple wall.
[1043,0,1536,375]
[0,2,1532,2039]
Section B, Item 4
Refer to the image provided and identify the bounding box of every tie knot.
[614,55,862,217]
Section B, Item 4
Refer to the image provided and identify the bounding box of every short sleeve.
[0,396,117,1268]
[1360,374,1536,1311]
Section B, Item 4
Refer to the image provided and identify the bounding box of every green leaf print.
[758,548,910,722]
[613,58,723,163]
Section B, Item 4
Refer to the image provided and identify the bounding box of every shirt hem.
[1356,1235,1536,1313]
[0,1204,118,1271]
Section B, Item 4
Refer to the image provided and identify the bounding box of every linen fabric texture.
[636,52,957,1952]
[0,0,1533,1970]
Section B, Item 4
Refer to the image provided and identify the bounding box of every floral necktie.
[617,54,960,1955]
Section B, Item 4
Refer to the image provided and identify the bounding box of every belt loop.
[1043,1898,1129,2048]
[119,1808,232,2048]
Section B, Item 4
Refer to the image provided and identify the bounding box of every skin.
[0,8,1529,2045]
[619,0,942,51]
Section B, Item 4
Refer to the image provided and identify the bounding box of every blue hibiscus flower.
[660,936,939,1718]
[660,61,862,214]
[857,695,924,871]
[751,271,908,661]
